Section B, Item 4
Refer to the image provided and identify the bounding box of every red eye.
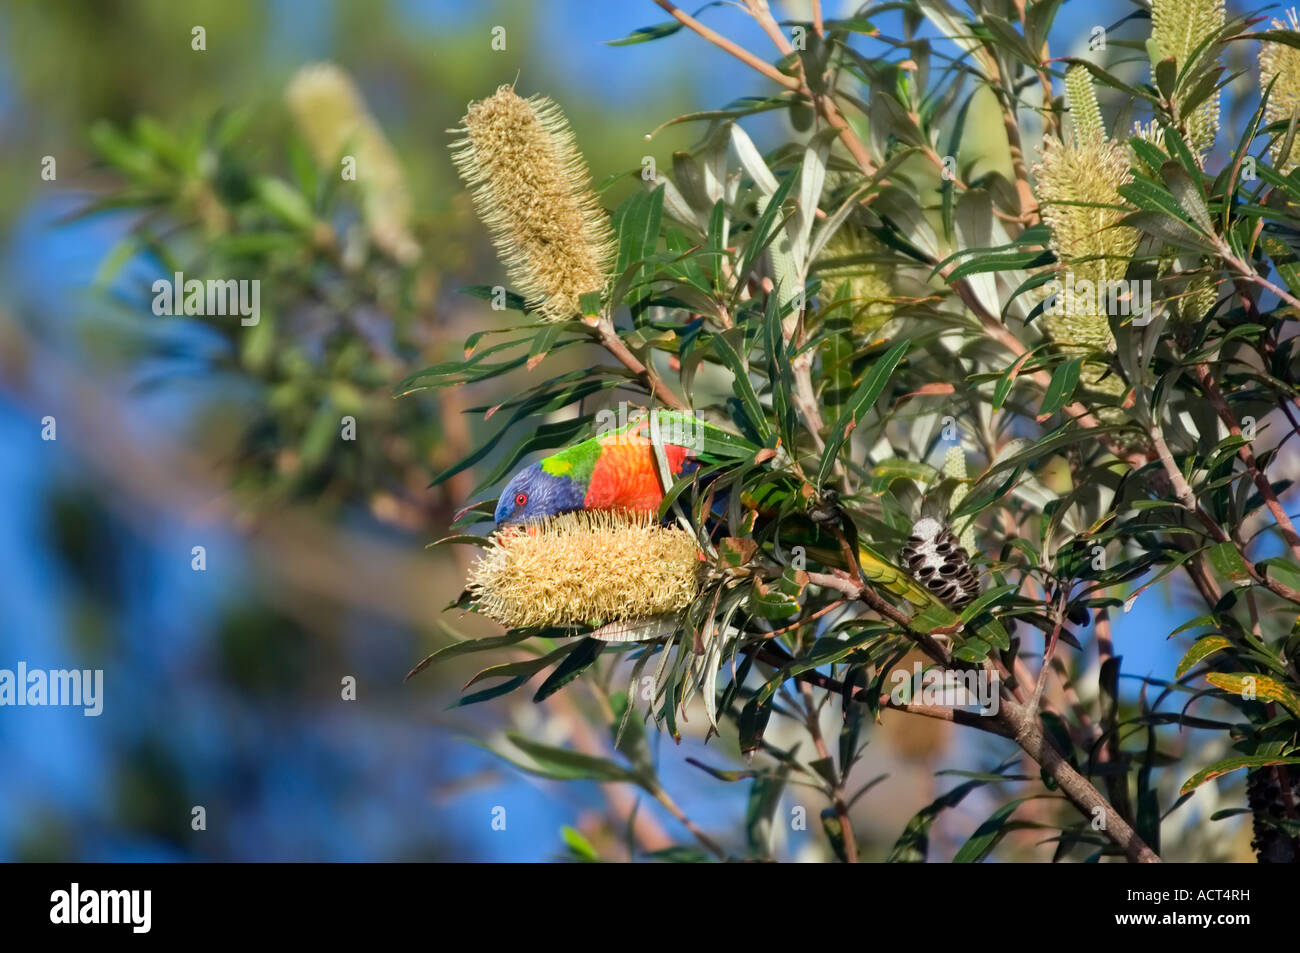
[515,492,528,507]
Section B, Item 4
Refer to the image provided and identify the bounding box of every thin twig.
[648,785,728,859]
[594,315,689,411]
[1151,413,1300,604]
[1194,362,1300,566]
[1029,588,1067,718]
[798,681,859,862]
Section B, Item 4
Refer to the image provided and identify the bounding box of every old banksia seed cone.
[467,512,702,630]
[451,86,616,323]
[900,517,981,610]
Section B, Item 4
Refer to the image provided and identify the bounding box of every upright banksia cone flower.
[1064,66,1104,143]
[1034,67,1137,355]
[1149,0,1224,159]
[467,512,702,629]
[1260,10,1300,176]
[451,86,616,323]
[285,63,419,264]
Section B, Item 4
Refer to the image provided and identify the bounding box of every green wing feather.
[537,409,756,482]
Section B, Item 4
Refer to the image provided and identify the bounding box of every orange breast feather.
[584,436,688,512]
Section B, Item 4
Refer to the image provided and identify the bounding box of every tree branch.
[594,315,689,411]
[795,573,1161,861]
[1193,362,1300,567]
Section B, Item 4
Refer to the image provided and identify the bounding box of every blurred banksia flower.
[1034,68,1138,355]
[285,63,419,264]
[1260,9,1300,176]
[1148,0,1224,159]
[467,512,702,629]
[817,225,894,335]
[451,86,616,323]
[1169,268,1219,322]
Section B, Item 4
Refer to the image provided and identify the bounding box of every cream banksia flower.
[286,63,419,264]
[451,86,616,323]
[1149,0,1224,160]
[1260,9,1300,176]
[467,512,702,629]
[1034,68,1138,354]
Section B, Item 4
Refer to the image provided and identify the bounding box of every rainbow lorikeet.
[491,410,982,628]
[493,409,749,526]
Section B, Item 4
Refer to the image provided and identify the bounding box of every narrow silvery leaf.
[954,189,1002,320]
[701,123,731,203]
[672,151,710,212]
[790,138,831,271]
[874,188,941,260]
[731,123,779,194]
[701,633,723,729]
[1010,472,1057,511]
[918,0,986,63]
[660,175,705,231]
[808,182,871,265]
[909,410,938,461]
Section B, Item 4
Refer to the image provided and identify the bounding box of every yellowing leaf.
[1204,672,1300,718]
[1175,636,1233,678]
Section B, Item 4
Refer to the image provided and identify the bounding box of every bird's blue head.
[494,462,587,526]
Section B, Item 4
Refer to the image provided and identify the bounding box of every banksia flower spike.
[1260,9,1300,176]
[1034,67,1138,355]
[1149,0,1224,160]
[286,63,419,264]
[451,86,616,323]
[1065,66,1105,145]
[467,512,702,629]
